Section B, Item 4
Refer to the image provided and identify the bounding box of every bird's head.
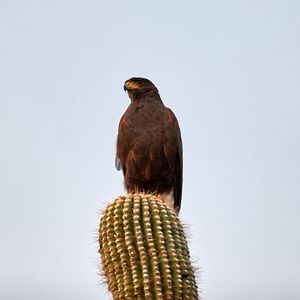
[124,77,159,100]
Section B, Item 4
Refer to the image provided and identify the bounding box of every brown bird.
[116,77,183,212]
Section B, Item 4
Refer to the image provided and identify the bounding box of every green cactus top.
[99,193,199,300]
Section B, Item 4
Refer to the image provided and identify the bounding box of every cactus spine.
[99,193,199,299]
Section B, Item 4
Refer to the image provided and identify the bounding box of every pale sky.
[0,1,299,299]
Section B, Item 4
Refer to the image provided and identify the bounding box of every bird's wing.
[115,113,128,174]
[115,150,122,171]
[164,108,183,211]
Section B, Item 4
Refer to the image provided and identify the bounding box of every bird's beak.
[123,81,139,92]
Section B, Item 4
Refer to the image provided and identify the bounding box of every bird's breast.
[126,103,165,130]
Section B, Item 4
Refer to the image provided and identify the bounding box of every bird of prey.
[115,77,183,212]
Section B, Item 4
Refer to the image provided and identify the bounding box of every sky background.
[0,1,299,299]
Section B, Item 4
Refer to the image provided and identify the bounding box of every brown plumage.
[116,77,183,212]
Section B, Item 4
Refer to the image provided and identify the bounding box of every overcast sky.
[1,1,299,299]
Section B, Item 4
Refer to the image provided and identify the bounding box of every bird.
[115,77,183,212]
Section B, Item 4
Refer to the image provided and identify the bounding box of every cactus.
[99,193,199,299]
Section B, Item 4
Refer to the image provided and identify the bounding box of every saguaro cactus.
[99,193,199,299]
